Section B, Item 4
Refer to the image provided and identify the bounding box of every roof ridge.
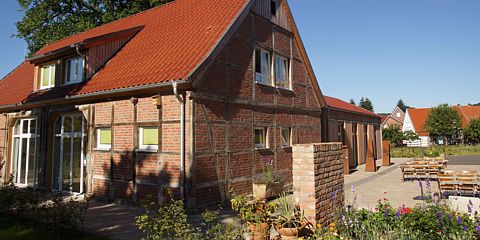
[37,0,179,55]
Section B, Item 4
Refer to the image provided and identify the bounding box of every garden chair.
[400,162,416,181]
[437,171,458,197]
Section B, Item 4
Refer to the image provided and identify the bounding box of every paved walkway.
[344,158,480,209]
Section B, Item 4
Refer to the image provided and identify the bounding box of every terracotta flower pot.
[248,222,270,240]
[253,182,284,200]
[275,226,300,240]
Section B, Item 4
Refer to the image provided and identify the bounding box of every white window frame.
[96,128,111,150]
[255,48,273,86]
[139,126,159,151]
[254,127,269,149]
[280,127,292,147]
[10,118,39,187]
[275,54,291,90]
[40,64,56,89]
[64,56,85,85]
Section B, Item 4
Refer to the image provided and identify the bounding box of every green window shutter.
[142,127,158,145]
[99,129,111,145]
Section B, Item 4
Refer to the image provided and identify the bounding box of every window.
[64,57,84,85]
[40,64,56,89]
[396,112,401,117]
[96,128,111,150]
[139,127,158,150]
[275,55,290,89]
[270,0,277,16]
[11,119,39,187]
[255,48,272,85]
[280,127,292,147]
[254,127,268,149]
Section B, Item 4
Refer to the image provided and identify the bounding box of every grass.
[391,145,480,158]
[0,215,109,240]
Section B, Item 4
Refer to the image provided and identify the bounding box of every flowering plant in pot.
[274,192,308,239]
[231,195,277,240]
[253,156,283,200]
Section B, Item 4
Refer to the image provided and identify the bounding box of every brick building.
[0,0,337,209]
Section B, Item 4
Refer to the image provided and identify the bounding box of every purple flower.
[464,225,469,231]
[476,225,480,233]
[351,184,356,193]
[468,204,473,214]
[457,217,462,225]
[426,179,431,188]
[395,209,401,218]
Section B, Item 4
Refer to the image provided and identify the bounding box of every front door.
[53,114,87,193]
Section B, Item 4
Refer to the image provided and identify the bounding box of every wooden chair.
[401,162,416,181]
[437,171,457,197]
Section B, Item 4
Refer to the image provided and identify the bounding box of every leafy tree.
[349,99,356,105]
[468,103,480,106]
[382,125,419,146]
[15,0,173,55]
[382,125,404,146]
[464,119,480,144]
[424,104,462,145]
[359,97,374,112]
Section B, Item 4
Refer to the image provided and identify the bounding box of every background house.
[381,107,405,129]
[402,105,480,147]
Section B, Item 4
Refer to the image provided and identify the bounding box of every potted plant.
[274,192,308,239]
[231,195,277,240]
[253,157,283,200]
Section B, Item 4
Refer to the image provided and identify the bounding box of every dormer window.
[64,57,84,85]
[40,64,56,89]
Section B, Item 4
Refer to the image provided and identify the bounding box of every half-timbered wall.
[191,13,322,208]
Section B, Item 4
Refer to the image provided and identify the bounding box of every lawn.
[391,144,480,158]
[0,215,109,240]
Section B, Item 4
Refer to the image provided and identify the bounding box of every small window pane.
[42,67,50,87]
[281,128,291,146]
[275,56,290,89]
[255,49,271,85]
[255,128,267,148]
[99,129,111,145]
[142,127,158,145]
[22,120,29,134]
[30,120,36,134]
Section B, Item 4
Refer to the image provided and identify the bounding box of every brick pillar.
[365,139,377,172]
[382,141,391,166]
[292,143,345,226]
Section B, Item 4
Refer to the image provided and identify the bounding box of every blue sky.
[1,0,479,113]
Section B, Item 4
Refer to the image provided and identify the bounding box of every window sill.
[255,147,272,152]
[255,81,275,88]
[94,148,111,152]
[281,145,292,150]
[136,149,158,153]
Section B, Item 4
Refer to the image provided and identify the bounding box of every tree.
[469,103,480,106]
[349,99,356,105]
[359,97,374,112]
[15,0,173,55]
[464,119,480,144]
[396,99,411,112]
[382,125,404,146]
[382,125,419,146]
[424,104,462,145]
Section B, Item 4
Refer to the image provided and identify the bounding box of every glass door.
[53,114,87,193]
[11,119,39,186]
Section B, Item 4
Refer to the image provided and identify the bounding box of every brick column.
[292,143,344,226]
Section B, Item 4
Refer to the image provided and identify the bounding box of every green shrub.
[0,180,91,238]
[135,194,243,240]
[391,145,480,158]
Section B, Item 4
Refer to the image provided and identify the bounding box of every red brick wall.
[191,14,322,207]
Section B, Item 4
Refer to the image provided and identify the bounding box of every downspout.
[172,81,185,199]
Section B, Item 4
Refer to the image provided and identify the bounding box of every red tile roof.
[454,105,480,126]
[324,96,381,118]
[407,108,431,136]
[0,0,249,106]
[407,105,480,137]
